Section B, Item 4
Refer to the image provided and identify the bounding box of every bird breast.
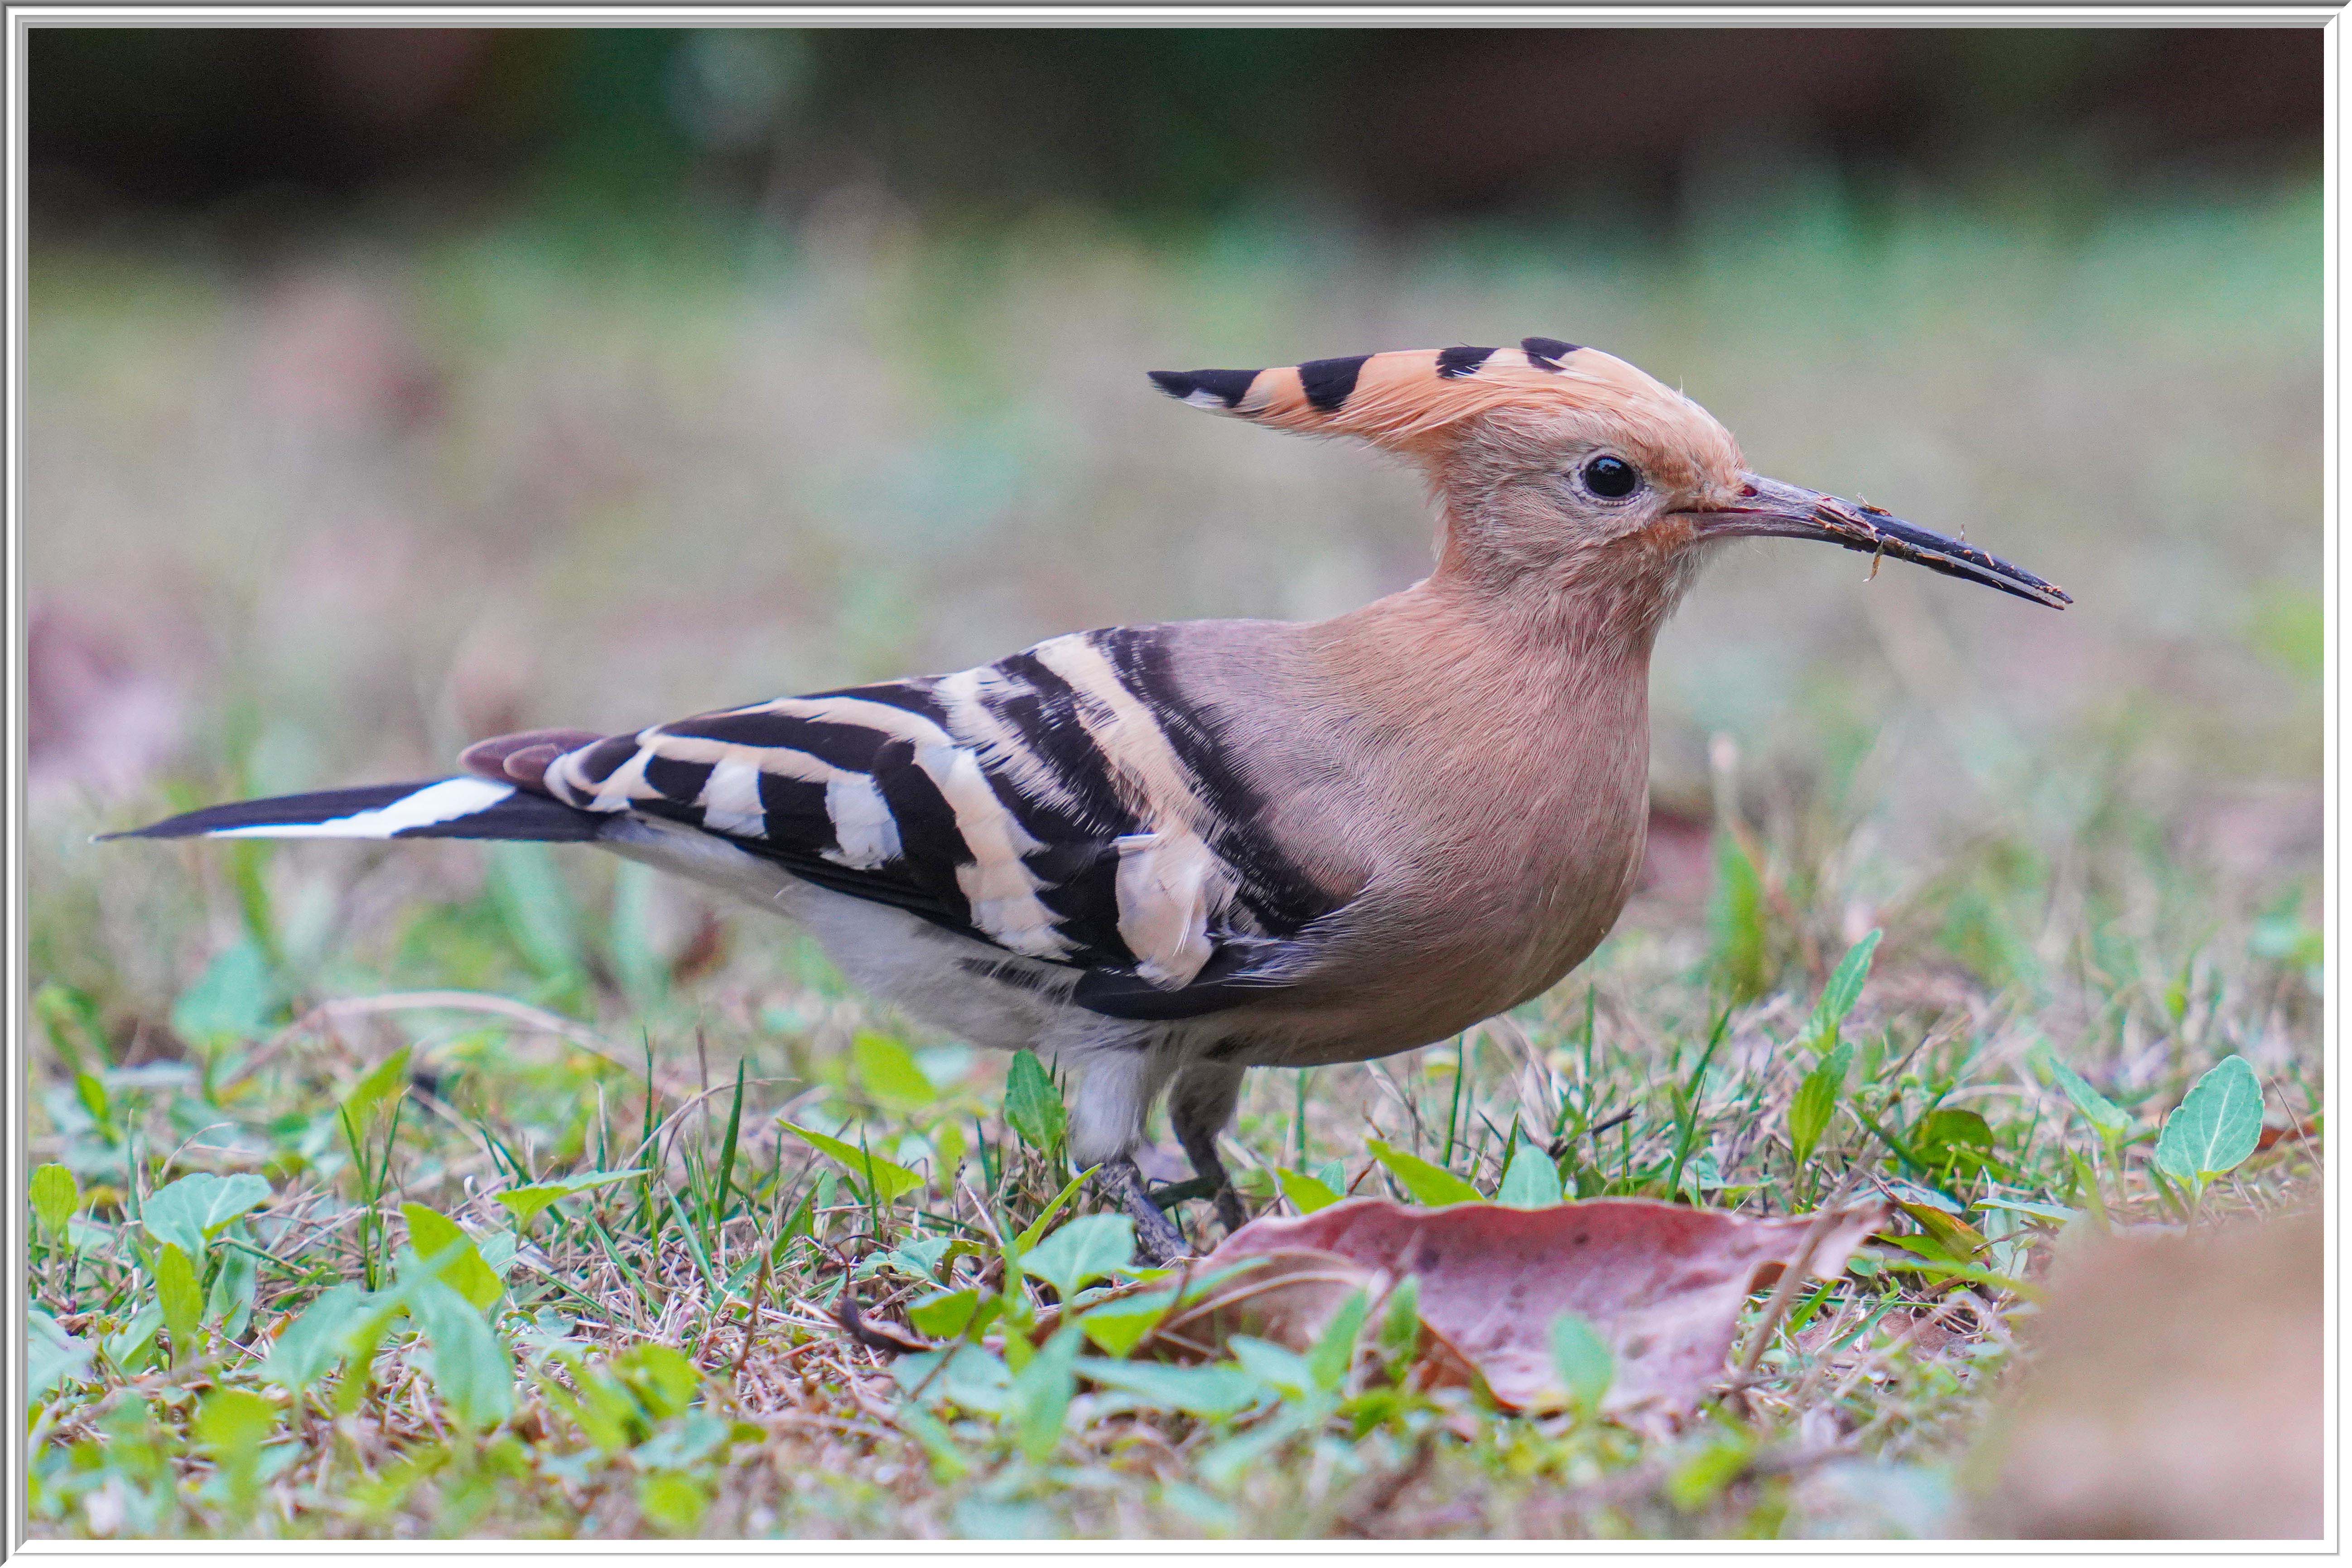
[1203,598,1658,1064]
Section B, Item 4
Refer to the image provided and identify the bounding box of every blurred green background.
[27,26,2322,1026]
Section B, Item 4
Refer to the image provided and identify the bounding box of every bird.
[109,337,2069,1263]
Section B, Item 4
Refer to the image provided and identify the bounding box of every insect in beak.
[1692,473,2071,609]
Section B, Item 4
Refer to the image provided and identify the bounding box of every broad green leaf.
[1003,1049,1067,1155]
[1497,1139,1564,1208]
[195,1386,276,1510]
[854,1032,936,1113]
[1076,1357,1260,1418]
[2154,1055,2266,1182]
[1975,1196,2078,1224]
[74,1071,111,1128]
[1665,1435,1755,1511]
[1677,1150,1738,1197]
[1894,1199,1987,1262]
[400,1205,504,1313]
[1550,1312,1615,1415]
[1914,1108,1996,1173]
[1306,1288,1369,1392]
[194,1385,276,1454]
[781,1122,925,1204]
[896,1401,970,1485]
[496,1168,647,1228]
[856,1234,956,1283]
[2042,1054,2133,1141]
[341,1045,414,1132]
[479,1231,520,1280]
[143,1172,272,1263]
[105,1303,164,1371]
[635,1409,733,1472]
[1277,1167,1344,1214]
[1019,1213,1135,1300]
[637,1470,711,1535]
[892,1343,1013,1415]
[1073,1288,1178,1358]
[30,1163,78,1241]
[614,1342,702,1420]
[1788,1042,1851,1165]
[1880,1174,1963,1213]
[29,1310,93,1400]
[908,1288,983,1340]
[1229,1335,1316,1399]
[1806,929,1882,1045]
[156,1242,204,1360]
[1365,1139,1483,1207]
[1010,1326,1083,1463]
[259,1283,369,1393]
[208,1232,260,1338]
[172,938,275,1042]
[408,1276,514,1428]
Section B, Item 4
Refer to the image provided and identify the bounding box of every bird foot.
[1211,1184,1249,1235]
[1144,1175,1216,1208]
[1095,1156,1193,1265]
[1140,1174,1250,1237]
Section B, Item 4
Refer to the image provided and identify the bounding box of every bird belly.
[1200,801,1647,1070]
[598,816,1109,1055]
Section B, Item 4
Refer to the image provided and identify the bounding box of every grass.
[24,743,2322,1539]
[23,176,2323,1538]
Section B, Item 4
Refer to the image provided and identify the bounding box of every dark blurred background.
[31,29,2322,235]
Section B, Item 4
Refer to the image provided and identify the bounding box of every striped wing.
[535,627,1341,1019]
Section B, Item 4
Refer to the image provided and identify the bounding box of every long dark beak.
[1692,473,2071,610]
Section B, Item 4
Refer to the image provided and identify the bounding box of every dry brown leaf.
[1966,1209,2323,1539]
[1157,1196,1888,1416]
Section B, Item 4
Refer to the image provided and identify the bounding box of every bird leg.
[1169,1060,1251,1236]
[1095,1155,1191,1266]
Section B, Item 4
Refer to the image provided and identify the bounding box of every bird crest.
[1147,337,1725,462]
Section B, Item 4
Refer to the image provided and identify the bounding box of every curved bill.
[1693,473,2072,610]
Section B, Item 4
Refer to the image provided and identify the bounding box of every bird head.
[1149,339,2070,616]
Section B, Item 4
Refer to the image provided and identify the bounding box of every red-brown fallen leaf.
[2255,1119,2317,1153]
[1171,1196,1888,1417]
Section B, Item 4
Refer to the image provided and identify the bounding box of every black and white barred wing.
[536,628,1344,1019]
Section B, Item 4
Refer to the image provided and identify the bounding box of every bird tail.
[99,777,607,844]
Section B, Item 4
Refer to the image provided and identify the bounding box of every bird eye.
[1581,455,1640,500]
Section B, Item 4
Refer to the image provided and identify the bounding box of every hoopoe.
[113,338,2068,1262]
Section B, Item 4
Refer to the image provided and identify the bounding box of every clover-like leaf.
[1498,1139,1565,1208]
[142,1172,272,1263]
[30,1163,79,1243]
[1019,1213,1135,1300]
[1550,1311,1615,1415]
[2154,1055,2265,1184]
